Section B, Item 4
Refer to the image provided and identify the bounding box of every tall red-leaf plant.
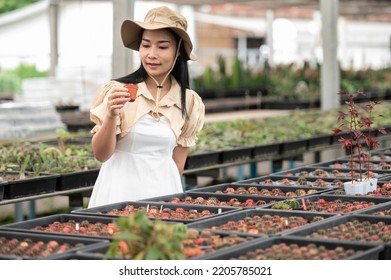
[332,90,387,183]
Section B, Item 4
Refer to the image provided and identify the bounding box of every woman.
[88,6,205,207]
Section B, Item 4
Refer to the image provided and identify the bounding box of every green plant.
[0,72,21,95]
[332,90,387,182]
[8,63,48,79]
[106,211,188,260]
[0,0,40,14]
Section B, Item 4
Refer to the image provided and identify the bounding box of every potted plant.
[105,211,188,260]
[332,90,387,195]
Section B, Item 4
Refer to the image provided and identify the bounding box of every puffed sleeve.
[178,90,205,147]
[89,80,121,135]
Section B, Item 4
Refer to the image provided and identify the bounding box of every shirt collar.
[138,77,182,109]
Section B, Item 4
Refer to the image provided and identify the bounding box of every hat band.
[146,15,186,30]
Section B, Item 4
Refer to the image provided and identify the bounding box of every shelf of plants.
[0,144,390,260]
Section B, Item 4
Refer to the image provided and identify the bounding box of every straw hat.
[121,6,196,61]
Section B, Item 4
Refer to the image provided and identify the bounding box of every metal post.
[112,0,135,78]
[320,0,340,111]
[27,201,36,220]
[49,0,59,77]
[14,202,24,222]
[250,162,258,178]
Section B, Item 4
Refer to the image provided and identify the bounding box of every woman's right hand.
[107,86,131,118]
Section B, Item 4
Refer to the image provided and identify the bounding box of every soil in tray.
[239,176,346,188]
[204,213,329,236]
[0,172,42,181]
[77,228,258,260]
[312,160,391,171]
[142,192,283,208]
[202,236,383,260]
[72,201,239,223]
[187,209,337,237]
[270,195,386,214]
[92,205,222,221]
[192,183,329,198]
[284,215,391,259]
[280,167,388,180]
[0,230,106,259]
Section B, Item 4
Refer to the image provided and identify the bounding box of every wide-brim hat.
[121,6,197,61]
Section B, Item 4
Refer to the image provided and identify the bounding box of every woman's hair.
[114,30,190,119]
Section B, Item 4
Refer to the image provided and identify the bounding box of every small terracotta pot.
[124,84,138,102]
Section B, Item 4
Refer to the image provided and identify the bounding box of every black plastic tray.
[308,159,391,170]
[1,171,59,199]
[72,200,240,223]
[0,214,118,240]
[352,200,391,215]
[272,166,391,180]
[280,138,308,156]
[185,150,221,170]
[379,174,391,182]
[187,182,333,198]
[187,208,338,237]
[306,134,332,150]
[56,168,100,191]
[65,229,262,260]
[236,174,348,188]
[267,194,390,214]
[0,229,108,259]
[324,180,391,199]
[220,146,253,163]
[0,180,6,201]
[199,235,384,260]
[341,149,391,162]
[139,192,285,208]
[283,214,391,259]
[252,143,281,160]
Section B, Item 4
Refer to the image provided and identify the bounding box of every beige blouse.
[90,77,205,147]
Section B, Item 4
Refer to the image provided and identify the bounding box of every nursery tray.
[252,143,281,160]
[56,168,100,191]
[71,201,240,223]
[185,150,221,170]
[220,146,253,163]
[199,235,383,260]
[352,200,391,216]
[0,229,109,260]
[379,174,391,182]
[272,166,391,180]
[187,182,333,198]
[324,180,391,199]
[0,180,6,201]
[0,214,118,240]
[283,214,391,260]
[236,175,347,188]
[309,159,391,170]
[266,194,390,214]
[187,208,338,238]
[280,138,308,156]
[306,134,333,150]
[1,171,60,199]
[339,150,391,162]
[139,192,285,208]
[64,229,262,260]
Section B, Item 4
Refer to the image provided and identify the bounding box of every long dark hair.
[114,30,190,119]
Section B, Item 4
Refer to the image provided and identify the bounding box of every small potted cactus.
[332,90,387,195]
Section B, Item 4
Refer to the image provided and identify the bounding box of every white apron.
[88,114,183,208]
